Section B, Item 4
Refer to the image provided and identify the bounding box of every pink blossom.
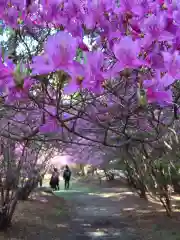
[162,51,180,78]
[143,71,174,104]
[64,51,105,94]
[112,36,146,74]
[31,31,78,75]
[142,14,174,47]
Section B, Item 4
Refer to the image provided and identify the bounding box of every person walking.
[50,168,60,191]
[63,165,71,190]
[39,174,43,187]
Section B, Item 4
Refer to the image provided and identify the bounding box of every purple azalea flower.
[63,62,85,94]
[41,0,63,22]
[83,0,113,29]
[147,43,165,70]
[5,7,19,29]
[82,51,105,93]
[142,14,174,47]
[31,31,78,75]
[144,71,175,89]
[173,7,180,25]
[147,88,173,105]
[164,17,178,35]
[5,78,33,103]
[162,51,180,78]
[117,0,151,17]
[31,55,55,75]
[0,58,16,93]
[64,51,105,94]
[0,55,35,102]
[143,71,174,105]
[112,36,145,74]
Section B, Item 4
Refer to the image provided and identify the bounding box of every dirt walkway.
[1,182,180,239]
[68,188,140,239]
[56,181,180,240]
[0,189,89,240]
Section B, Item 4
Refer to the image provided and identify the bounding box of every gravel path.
[1,181,179,239]
[55,182,142,239]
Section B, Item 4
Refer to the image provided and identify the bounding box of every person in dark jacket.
[39,174,43,187]
[50,168,59,191]
[63,165,71,190]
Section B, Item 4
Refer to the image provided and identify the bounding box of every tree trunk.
[172,180,180,193]
[160,196,172,217]
[18,178,38,201]
[18,187,31,201]
[79,164,85,176]
[0,211,11,230]
[139,187,148,200]
[0,196,18,231]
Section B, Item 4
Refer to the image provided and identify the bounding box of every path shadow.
[0,191,91,240]
[56,183,180,240]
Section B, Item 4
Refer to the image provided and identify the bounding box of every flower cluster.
[0,0,179,133]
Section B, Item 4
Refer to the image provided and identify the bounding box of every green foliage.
[76,48,83,62]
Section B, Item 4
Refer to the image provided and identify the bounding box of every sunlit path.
[54,181,140,240]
